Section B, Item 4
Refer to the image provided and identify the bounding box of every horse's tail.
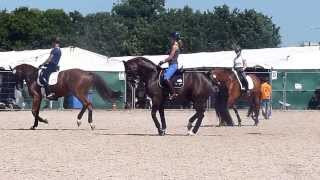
[92,73,122,102]
[214,84,234,126]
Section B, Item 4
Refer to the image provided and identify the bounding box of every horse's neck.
[24,68,38,85]
[217,70,235,88]
[138,64,158,83]
[140,70,158,84]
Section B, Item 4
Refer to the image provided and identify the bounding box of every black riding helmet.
[169,32,181,40]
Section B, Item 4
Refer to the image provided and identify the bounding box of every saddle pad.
[232,69,254,90]
[48,72,59,85]
[37,69,59,86]
[158,69,184,88]
[246,75,254,90]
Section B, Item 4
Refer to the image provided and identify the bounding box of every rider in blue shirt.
[40,37,61,99]
[159,32,182,100]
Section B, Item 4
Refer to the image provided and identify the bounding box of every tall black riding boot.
[44,85,56,100]
[164,79,177,100]
[241,75,250,95]
[44,85,50,96]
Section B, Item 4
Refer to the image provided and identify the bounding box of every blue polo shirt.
[50,47,61,66]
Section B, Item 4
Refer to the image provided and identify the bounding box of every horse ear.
[9,66,13,71]
[122,60,126,64]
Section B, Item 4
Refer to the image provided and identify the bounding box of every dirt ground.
[0,109,319,180]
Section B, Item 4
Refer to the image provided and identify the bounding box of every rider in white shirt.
[233,45,248,93]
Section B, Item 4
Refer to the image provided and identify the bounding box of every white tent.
[0,47,124,72]
[110,46,320,70]
[1,46,320,71]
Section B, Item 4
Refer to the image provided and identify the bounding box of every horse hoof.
[77,120,82,127]
[254,122,259,126]
[30,126,36,130]
[89,123,95,130]
[158,129,166,136]
[187,130,195,136]
[238,123,242,127]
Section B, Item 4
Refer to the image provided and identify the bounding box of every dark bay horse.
[210,68,261,126]
[12,64,120,130]
[123,57,230,136]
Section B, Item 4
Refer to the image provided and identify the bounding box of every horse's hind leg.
[75,93,95,130]
[187,113,198,131]
[253,97,260,126]
[77,107,86,127]
[233,106,242,127]
[87,103,94,130]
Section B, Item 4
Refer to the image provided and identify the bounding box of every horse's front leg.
[158,104,166,135]
[151,105,164,136]
[31,96,42,130]
[188,101,206,136]
[232,106,242,127]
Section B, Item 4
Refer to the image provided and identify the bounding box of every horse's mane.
[128,57,157,66]
[127,57,162,72]
[16,63,38,71]
[212,67,234,74]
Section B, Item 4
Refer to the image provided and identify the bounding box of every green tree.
[83,12,130,56]
[0,10,10,51]
[0,3,281,56]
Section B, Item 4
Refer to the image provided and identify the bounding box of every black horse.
[123,57,231,136]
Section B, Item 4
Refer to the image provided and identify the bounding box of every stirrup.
[46,93,57,100]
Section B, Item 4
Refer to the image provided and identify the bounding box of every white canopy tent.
[110,46,320,70]
[0,47,124,72]
[1,46,319,71]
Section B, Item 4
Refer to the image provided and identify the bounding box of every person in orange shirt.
[261,78,272,119]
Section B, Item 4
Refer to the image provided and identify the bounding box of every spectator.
[261,78,272,119]
[307,88,320,110]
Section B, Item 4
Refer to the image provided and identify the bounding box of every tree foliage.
[0,1,281,56]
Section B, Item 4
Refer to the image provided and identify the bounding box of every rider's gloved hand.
[158,60,165,66]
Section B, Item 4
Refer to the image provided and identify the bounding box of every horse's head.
[11,64,38,90]
[210,68,222,86]
[123,57,158,85]
[123,59,139,85]
[210,68,232,87]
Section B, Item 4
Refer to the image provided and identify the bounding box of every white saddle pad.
[232,69,254,90]
[246,75,254,90]
[37,70,59,86]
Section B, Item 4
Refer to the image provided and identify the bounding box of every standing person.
[232,44,249,94]
[158,32,183,100]
[261,78,272,119]
[40,37,62,99]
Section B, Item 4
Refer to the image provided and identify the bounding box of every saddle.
[158,69,184,89]
[37,66,60,87]
[232,69,254,90]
